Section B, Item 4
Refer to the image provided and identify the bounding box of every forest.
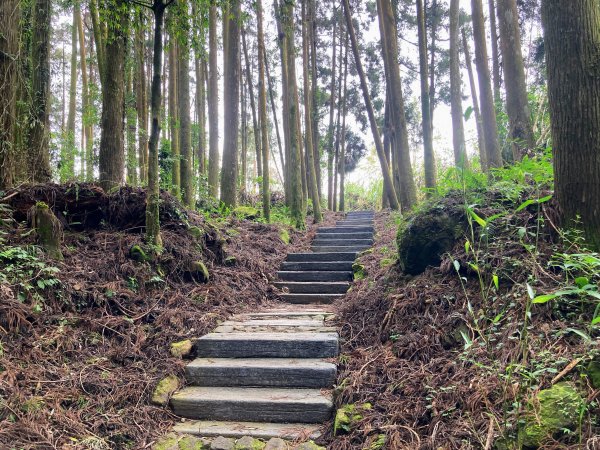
[1,0,600,448]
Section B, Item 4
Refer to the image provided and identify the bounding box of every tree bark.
[135,12,149,184]
[471,0,502,169]
[417,0,436,191]
[281,0,306,227]
[0,0,20,189]
[343,0,399,209]
[126,65,138,185]
[497,0,536,161]
[541,0,600,249]
[177,2,193,207]
[462,28,487,168]
[241,27,262,181]
[264,52,286,180]
[99,0,128,192]
[257,0,272,221]
[449,0,468,168]
[378,0,417,210]
[29,0,52,182]
[488,0,502,103]
[207,2,219,197]
[302,0,322,222]
[309,0,321,201]
[77,6,94,182]
[64,7,78,181]
[338,42,349,212]
[220,0,241,206]
[326,8,337,210]
[168,37,180,196]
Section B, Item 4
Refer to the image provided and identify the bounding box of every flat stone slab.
[315,231,373,239]
[280,261,354,271]
[214,324,336,333]
[173,420,322,440]
[279,294,343,305]
[171,387,333,423]
[312,245,370,253]
[311,238,373,246]
[285,252,358,262]
[194,331,339,358]
[272,281,350,294]
[277,271,352,282]
[185,358,336,388]
[317,226,374,234]
[237,311,334,319]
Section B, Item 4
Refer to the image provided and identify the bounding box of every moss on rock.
[586,359,600,389]
[188,226,205,240]
[518,382,584,448]
[352,263,366,281]
[295,442,324,450]
[151,375,179,406]
[334,403,372,435]
[396,202,465,275]
[187,261,210,283]
[278,229,290,245]
[130,244,150,262]
[170,340,193,358]
[234,436,265,450]
[153,434,180,450]
[233,206,260,220]
[178,435,210,450]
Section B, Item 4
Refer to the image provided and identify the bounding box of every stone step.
[285,252,358,262]
[171,387,333,423]
[312,238,373,246]
[173,420,322,440]
[336,220,373,226]
[194,331,339,358]
[277,271,352,282]
[237,311,334,320]
[315,231,373,240]
[273,281,350,294]
[279,293,344,304]
[317,226,374,233]
[214,323,336,334]
[312,245,370,253]
[221,318,326,327]
[280,261,354,272]
[185,358,336,388]
[346,213,374,218]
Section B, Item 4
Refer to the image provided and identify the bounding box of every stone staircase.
[169,211,375,444]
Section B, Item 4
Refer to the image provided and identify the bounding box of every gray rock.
[211,436,235,450]
[264,438,288,450]
[234,436,265,449]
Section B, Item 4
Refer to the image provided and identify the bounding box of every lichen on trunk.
[29,202,63,260]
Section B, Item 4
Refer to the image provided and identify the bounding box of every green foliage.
[0,236,60,308]
[345,180,383,211]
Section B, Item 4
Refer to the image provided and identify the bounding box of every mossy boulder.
[188,226,205,240]
[233,206,260,220]
[151,375,179,406]
[518,382,584,448]
[153,434,179,450]
[224,256,237,267]
[279,229,290,245]
[234,436,265,450]
[334,403,372,435]
[170,340,193,358]
[586,359,600,389]
[352,263,366,281]
[178,435,210,450]
[186,261,210,283]
[397,203,465,275]
[130,244,150,263]
[29,202,64,260]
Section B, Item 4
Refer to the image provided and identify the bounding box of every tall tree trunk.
[417,0,436,191]
[207,2,219,197]
[309,0,321,201]
[332,32,344,212]
[146,0,171,249]
[194,48,206,176]
[0,0,20,189]
[126,65,138,185]
[264,53,286,180]
[462,28,487,168]
[428,0,439,127]
[488,0,502,102]
[257,0,272,221]
[29,0,52,182]
[449,0,468,168]
[302,0,322,222]
[177,2,193,207]
[99,0,128,191]
[281,0,305,227]
[241,27,262,181]
[497,0,535,160]
[471,0,502,169]
[64,8,78,181]
[541,0,600,249]
[326,7,337,210]
[77,6,94,182]
[220,0,241,206]
[89,0,106,86]
[343,0,399,209]
[338,43,349,212]
[241,67,248,192]
[378,0,417,210]
[168,38,180,196]
[135,12,148,184]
